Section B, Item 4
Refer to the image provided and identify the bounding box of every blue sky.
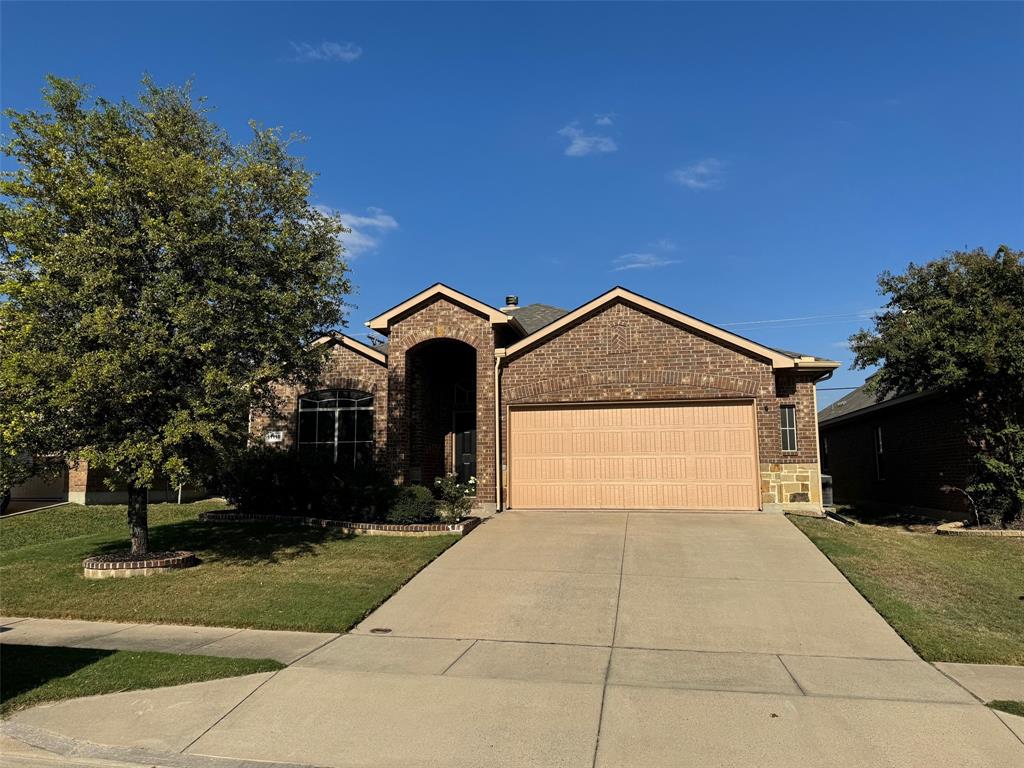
[3,2,1022,406]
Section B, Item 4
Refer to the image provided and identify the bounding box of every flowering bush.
[433,474,475,522]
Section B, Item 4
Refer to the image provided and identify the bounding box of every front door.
[453,410,477,482]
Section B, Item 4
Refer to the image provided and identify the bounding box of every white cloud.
[594,112,616,126]
[649,237,677,252]
[670,158,724,190]
[317,205,398,257]
[612,252,679,272]
[558,123,617,157]
[289,41,363,63]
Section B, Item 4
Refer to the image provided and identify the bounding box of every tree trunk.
[127,486,149,555]
[1,488,10,516]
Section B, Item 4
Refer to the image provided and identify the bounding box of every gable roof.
[313,331,387,365]
[365,283,525,335]
[817,377,936,425]
[501,287,840,371]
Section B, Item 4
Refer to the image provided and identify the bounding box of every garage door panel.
[510,402,759,511]
[659,430,687,453]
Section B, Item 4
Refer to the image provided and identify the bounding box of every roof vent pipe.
[504,295,519,309]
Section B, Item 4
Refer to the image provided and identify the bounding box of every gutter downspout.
[812,369,834,513]
[494,350,506,513]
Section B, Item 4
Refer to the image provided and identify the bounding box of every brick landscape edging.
[936,521,1024,538]
[81,550,198,579]
[198,510,480,537]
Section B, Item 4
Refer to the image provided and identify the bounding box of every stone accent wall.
[249,340,388,460]
[760,462,822,506]
[385,297,497,508]
[500,300,824,510]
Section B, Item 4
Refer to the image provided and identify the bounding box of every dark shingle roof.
[817,381,892,423]
[506,303,569,334]
[817,375,936,424]
[769,347,835,362]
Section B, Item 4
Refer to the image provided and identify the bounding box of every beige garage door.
[509,401,759,510]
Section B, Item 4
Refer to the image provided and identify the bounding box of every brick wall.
[385,297,497,507]
[250,340,388,460]
[500,300,823,508]
[819,393,972,513]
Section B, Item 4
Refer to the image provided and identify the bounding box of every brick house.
[8,461,203,508]
[253,284,839,513]
[817,381,972,514]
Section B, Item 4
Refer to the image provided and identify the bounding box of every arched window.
[297,389,374,467]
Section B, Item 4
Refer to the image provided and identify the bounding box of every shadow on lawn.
[834,502,965,532]
[0,645,115,704]
[92,518,354,566]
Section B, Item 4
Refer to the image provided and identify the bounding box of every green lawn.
[0,644,282,717]
[0,501,458,632]
[988,701,1024,718]
[790,516,1024,665]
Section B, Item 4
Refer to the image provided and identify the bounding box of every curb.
[0,721,320,768]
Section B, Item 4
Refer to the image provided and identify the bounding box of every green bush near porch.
[0,501,457,633]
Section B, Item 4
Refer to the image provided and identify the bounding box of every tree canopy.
[850,246,1024,524]
[1,76,350,545]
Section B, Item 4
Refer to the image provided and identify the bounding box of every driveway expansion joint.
[775,654,808,695]
[440,639,479,675]
[591,511,630,768]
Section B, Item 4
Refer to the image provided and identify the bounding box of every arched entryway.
[405,339,477,484]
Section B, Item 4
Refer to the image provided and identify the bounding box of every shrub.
[386,485,437,525]
[220,446,305,515]
[433,474,475,522]
[219,447,396,521]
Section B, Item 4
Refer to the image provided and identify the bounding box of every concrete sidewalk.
[0,617,337,664]
[5,511,1023,767]
[934,662,1024,702]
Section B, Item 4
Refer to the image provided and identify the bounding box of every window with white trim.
[780,405,798,453]
[297,389,374,467]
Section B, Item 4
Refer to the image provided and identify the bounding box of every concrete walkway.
[4,511,1023,767]
[0,617,338,664]
[934,662,1024,702]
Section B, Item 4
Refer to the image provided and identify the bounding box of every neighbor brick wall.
[250,340,388,459]
[385,297,497,507]
[500,300,823,507]
[819,393,972,513]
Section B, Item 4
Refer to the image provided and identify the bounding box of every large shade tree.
[1,76,350,549]
[850,246,1024,526]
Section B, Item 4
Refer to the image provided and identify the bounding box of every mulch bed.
[198,510,479,537]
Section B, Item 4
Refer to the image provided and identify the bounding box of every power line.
[722,311,877,328]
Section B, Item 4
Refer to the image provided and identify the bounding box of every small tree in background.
[1,76,350,552]
[850,246,1024,526]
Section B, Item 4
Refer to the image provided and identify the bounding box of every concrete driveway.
[9,511,1024,767]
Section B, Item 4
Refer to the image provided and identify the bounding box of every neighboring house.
[252,284,839,513]
[817,380,972,514]
[10,462,202,507]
